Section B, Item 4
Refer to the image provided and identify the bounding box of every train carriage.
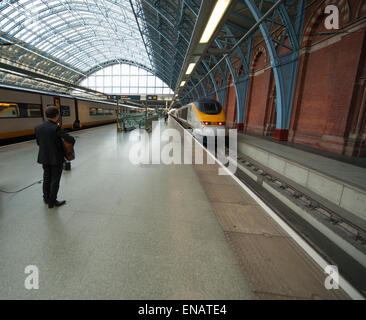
[0,87,117,144]
[172,99,227,137]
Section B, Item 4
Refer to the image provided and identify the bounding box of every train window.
[197,101,222,115]
[104,109,114,115]
[89,107,115,116]
[89,107,97,115]
[26,105,42,117]
[0,102,41,118]
[0,103,19,118]
[60,105,70,117]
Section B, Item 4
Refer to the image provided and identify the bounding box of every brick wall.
[222,0,366,157]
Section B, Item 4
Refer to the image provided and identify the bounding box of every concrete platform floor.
[0,121,252,299]
[237,133,366,191]
[0,120,350,300]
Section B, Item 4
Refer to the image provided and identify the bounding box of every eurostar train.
[0,86,119,144]
[171,99,227,137]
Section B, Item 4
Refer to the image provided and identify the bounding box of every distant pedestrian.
[164,112,168,123]
[35,106,75,208]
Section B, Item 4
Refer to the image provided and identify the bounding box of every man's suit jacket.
[35,120,75,165]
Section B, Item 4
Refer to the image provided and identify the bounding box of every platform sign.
[147,95,158,101]
[119,95,141,100]
[107,95,141,101]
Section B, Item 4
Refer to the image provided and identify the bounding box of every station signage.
[147,95,158,101]
[107,95,141,100]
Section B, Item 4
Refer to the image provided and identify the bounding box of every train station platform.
[236,133,366,224]
[0,120,351,299]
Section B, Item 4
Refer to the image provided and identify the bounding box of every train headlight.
[218,122,225,126]
[202,121,211,126]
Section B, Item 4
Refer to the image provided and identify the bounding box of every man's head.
[45,106,59,121]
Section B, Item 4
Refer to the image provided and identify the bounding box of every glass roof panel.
[75,63,173,95]
[0,0,151,71]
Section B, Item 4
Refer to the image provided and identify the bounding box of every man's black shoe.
[43,198,48,204]
[48,200,66,208]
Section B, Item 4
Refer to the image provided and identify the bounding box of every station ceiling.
[0,0,297,100]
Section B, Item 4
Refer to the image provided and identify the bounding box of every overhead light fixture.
[180,81,186,87]
[199,0,231,44]
[186,63,196,75]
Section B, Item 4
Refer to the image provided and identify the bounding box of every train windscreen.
[196,101,222,115]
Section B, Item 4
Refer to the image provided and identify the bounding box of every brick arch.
[250,45,267,73]
[302,0,351,46]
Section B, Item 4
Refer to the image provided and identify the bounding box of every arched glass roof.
[0,0,202,95]
[0,0,151,71]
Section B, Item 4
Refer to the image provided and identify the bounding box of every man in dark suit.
[35,106,75,208]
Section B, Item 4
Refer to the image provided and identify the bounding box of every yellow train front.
[173,99,227,137]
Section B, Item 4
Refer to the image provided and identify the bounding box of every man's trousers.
[42,164,63,204]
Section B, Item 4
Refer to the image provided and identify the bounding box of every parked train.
[171,99,227,137]
[0,86,119,144]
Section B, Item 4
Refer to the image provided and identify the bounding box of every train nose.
[194,126,227,137]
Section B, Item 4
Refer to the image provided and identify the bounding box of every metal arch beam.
[139,0,195,43]
[225,21,249,35]
[133,1,193,43]
[127,0,199,88]
[136,0,197,83]
[219,25,253,126]
[174,1,225,102]
[231,11,256,25]
[179,0,282,103]
[0,36,85,77]
[243,0,305,135]
[138,8,190,47]
[276,4,300,51]
[132,32,187,86]
[140,0,177,29]
[128,0,154,71]
[200,59,219,99]
[0,62,104,96]
[134,13,187,57]
[189,67,208,100]
[212,39,242,120]
[174,0,239,103]
[223,25,250,74]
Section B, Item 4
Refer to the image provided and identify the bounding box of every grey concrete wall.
[237,142,366,222]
